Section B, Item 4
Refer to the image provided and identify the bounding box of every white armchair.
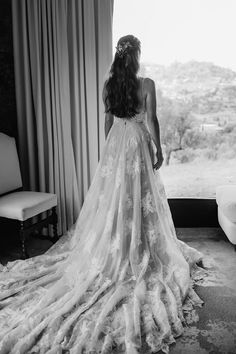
[0,132,58,259]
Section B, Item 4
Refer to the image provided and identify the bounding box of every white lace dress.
[0,106,204,353]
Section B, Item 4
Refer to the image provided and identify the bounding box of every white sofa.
[216,185,236,250]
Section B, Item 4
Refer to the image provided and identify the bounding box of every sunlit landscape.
[113,0,236,198]
[141,61,236,198]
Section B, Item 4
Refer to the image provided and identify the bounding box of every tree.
[158,98,193,165]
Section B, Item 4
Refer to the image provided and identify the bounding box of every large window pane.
[113,0,236,198]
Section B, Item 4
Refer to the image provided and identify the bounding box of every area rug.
[170,229,236,354]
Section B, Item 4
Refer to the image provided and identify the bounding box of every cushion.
[0,191,57,221]
[0,133,22,195]
[218,208,236,244]
[216,185,236,223]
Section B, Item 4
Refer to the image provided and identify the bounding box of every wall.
[0,0,17,138]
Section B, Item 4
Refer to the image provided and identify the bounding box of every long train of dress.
[0,115,205,354]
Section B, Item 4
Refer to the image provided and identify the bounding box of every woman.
[0,35,205,353]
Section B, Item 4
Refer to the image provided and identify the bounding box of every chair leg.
[52,207,59,243]
[19,221,29,260]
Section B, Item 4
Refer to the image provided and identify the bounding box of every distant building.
[200,123,223,133]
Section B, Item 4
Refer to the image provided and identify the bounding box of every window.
[113,0,236,198]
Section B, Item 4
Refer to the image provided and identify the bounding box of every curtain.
[11,0,114,235]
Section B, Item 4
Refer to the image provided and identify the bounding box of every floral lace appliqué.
[142,191,155,217]
[124,194,133,210]
[101,156,114,178]
[109,136,116,151]
[124,217,134,234]
[115,166,121,189]
[126,136,138,151]
[84,230,97,253]
[126,155,144,178]
[104,210,113,235]
[148,228,157,247]
[110,232,121,256]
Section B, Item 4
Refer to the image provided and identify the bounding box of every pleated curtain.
[11,0,114,235]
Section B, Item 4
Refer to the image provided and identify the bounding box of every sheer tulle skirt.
[0,118,204,353]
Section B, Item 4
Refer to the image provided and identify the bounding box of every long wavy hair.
[104,35,141,118]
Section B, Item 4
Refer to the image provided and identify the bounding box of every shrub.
[175,148,196,163]
[222,122,236,134]
[203,148,218,160]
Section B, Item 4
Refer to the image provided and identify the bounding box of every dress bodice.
[113,111,146,125]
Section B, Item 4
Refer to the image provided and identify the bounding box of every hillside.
[141,61,236,119]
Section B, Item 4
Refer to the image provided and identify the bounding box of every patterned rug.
[0,227,236,353]
[170,229,236,354]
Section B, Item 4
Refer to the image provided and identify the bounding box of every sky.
[113,0,236,71]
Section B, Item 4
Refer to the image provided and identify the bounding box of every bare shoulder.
[143,77,155,93]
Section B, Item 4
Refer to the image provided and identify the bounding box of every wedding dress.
[0,77,205,354]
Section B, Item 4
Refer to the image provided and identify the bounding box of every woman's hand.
[153,150,164,170]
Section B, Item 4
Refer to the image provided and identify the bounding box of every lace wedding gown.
[0,78,204,354]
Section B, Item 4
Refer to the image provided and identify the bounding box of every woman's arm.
[102,82,114,139]
[145,78,164,169]
[104,112,114,139]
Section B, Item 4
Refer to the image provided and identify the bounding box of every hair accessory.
[115,41,133,58]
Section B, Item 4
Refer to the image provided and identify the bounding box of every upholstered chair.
[216,185,236,251]
[0,132,58,259]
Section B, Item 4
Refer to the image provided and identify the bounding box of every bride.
[0,34,205,354]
